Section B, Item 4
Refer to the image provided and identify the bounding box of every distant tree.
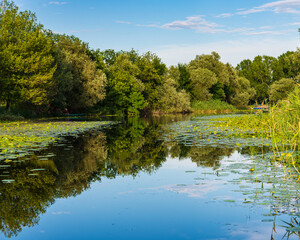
[189,52,238,101]
[157,78,191,113]
[177,63,192,93]
[105,54,145,115]
[236,51,300,103]
[136,52,166,111]
[167,65,180,83]
[189,68,218,101]
[51,34,106,112]
[87,48,106,71]
[189,52,230,86]
[230,77,256,107]
[0,0,56,111]
[269,78,296,103]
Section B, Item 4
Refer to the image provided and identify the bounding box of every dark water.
[0,115,299,240]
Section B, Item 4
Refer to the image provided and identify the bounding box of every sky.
[15,0,300,66]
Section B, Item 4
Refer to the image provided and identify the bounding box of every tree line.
[0,0,299,116]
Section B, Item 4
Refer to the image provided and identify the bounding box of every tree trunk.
[5,99,10,112]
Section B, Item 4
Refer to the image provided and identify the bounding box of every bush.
[0,113,24,121]
[192,99,236,111]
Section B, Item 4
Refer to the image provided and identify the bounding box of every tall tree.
[136,52,166,111]
[0,0,56,111]
[51,34,106,112]
[105,54,145,115]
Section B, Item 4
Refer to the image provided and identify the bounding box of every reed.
[192,99,237,112]
[269,85,300,175]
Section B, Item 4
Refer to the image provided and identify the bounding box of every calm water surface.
[0,115,299,240]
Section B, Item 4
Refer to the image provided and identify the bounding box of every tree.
[189,52,230,86]
[189,68,218,101]
[157,78,191,113]
[51,34,106,112]
[105,54,145,115]
[269,78,296,103]
[236,52,299,103]
[177,64,192,93]
[230,77,256,107]
[0,0,56,111]
[136,52,166,111]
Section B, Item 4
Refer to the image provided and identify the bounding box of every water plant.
[0,121,115,162]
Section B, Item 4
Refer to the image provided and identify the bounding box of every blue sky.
[15,0,300,66]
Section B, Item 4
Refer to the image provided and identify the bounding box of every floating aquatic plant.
[0,121,115,162]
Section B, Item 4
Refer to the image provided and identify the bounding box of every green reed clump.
[269,86,300,172]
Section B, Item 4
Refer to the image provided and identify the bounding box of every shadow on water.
[0,114,298,239]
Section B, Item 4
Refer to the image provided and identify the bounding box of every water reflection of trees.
[0,165,56,238]
[0,116,237,238]
[103,118,167,177]
[165,141,235,169]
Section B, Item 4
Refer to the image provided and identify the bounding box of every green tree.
[136,52,166,111]
[230,77,256,107]
[0,0,56,111]
[189,52,230,86]
[157,78,191,113]
[51,34,106,112]
[269,78,296,103]
[105,54,145,115]
[189,68,218,101]
[177,63,192,93]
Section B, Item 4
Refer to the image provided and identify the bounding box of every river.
[0,114,299,240]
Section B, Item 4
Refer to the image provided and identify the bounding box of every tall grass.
[269,86,300,174]
[192,99,237,112]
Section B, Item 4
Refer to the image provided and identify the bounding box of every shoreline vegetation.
[208,86,300,174]
[0,0,299,119]
[0,1,299,172]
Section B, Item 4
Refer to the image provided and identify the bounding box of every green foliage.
[157,78,191,113]
[236,50,300,103]
[189,51,230,86]
[230,77,256,107]
[177,63,192,93]
[0,113,24,121]
[51,34,106,112]
[187,52,254,108]
[210,80,225,101]
[269,78,296,103]
[191,99,236,111]
[190,68,218,101]
[0,0,56,110]
[136,52,166,110]
[105,54,145,115]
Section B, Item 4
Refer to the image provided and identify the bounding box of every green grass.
[192,100,237,112]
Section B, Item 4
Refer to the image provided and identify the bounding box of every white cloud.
[139,16,223,33]
[287,21,300,25]
[148,38,299,67]
[143,181,222,198]
[116,20,132,25]
[241,30,285,35]
[238,0,300,15]
[216,13,234,18]
[49,1,68,5]
[137,15,291,36]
